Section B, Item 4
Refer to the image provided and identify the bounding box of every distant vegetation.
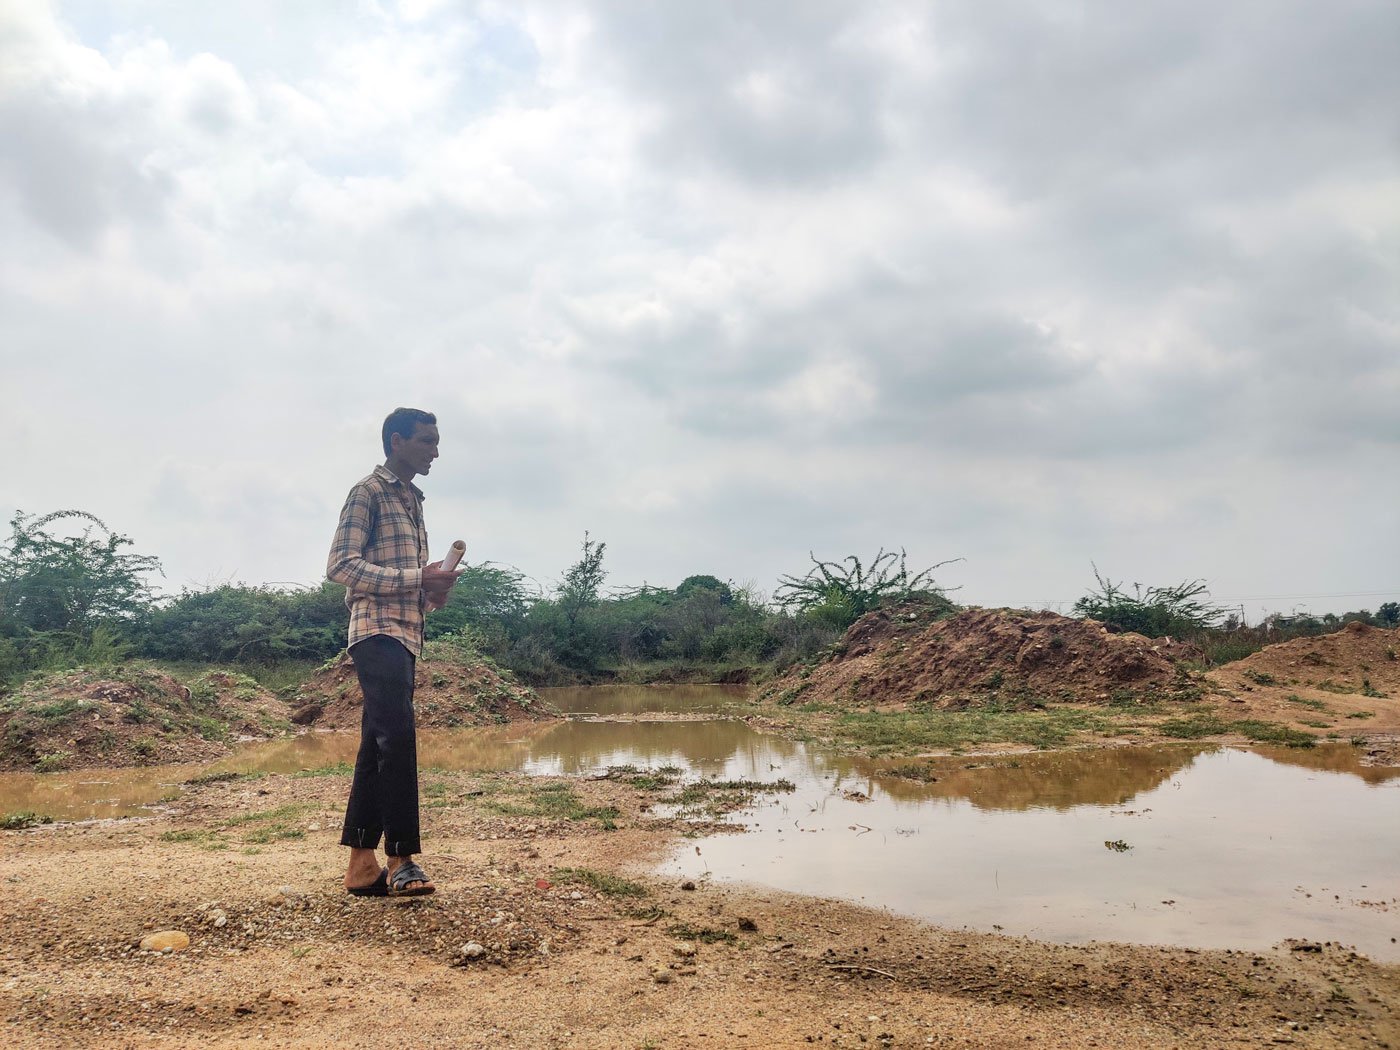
[1,508,1393,695]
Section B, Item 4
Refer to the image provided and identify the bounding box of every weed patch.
[665,922,738,945]
[1,811,54,830]
[553,867,649,898]
[832,708,1106,754]
[483,783,620,829]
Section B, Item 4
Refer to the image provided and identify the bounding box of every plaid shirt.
[327,465,430,656]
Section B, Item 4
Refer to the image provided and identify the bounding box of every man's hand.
[422,561,462,612]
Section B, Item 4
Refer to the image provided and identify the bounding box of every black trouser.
[340,635,421,856]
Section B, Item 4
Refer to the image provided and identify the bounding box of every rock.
[205,909,228,928]
[680,880,696,891]
[673,942,697,957]
[651,969,673,984]
[289,704,323,725]
[738,917,758,931]
[139,930,190,953]
[460,942,486,959]
[569,891,584,901]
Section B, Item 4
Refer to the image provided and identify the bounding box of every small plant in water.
[1103,839,1132,853]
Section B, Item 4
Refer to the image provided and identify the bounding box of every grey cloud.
[0,91,172,246]
[584,2,893,183]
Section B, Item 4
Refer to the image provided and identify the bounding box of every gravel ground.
[2,769,1397,1049]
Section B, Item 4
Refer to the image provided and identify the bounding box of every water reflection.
[856,747,1204,809]
[661,744,1400,961]
[3,691,1398,960]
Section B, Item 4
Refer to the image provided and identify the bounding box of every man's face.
[395,422,439,476]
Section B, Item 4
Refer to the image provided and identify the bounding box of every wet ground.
[3,684,1397,961]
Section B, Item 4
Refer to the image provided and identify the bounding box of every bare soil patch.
[0,665,290,773]
[291,646,557,731]
[763,605,1202,711]
[1196,621,1400,749]
[3,767,1396,1048]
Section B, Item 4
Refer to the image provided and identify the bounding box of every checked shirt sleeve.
[326,483,424,597]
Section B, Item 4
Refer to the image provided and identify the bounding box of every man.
[327,407,461,897]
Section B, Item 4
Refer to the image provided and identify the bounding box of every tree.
[557,532,606,626]
[1378,602,1399,627]
[775,548,960,630]
[1073,565,1224,637]
[0,510,161,637]
[138,581,347,663]
[424,562,535,655]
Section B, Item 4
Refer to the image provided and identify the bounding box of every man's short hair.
[382,407,437,456]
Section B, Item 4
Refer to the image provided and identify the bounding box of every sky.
[1,0,1397,623]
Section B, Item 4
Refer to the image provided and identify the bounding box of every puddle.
[660,743,1400,962]
[2,683,1397,959]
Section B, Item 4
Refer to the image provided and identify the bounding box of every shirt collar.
[374,463,426,501]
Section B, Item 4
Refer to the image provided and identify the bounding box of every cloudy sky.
[2,0,1397,622]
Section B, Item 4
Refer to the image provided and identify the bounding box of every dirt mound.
[762,605,1202,709]
[0,665,291,772]
[1226,621,1400,696]
[293,643,558,730]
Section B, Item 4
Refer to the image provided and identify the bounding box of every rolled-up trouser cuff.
[340,826,381,850]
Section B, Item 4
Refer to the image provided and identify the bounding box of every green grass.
[1346,711,1375,720]
[1158,714,1228,739]
[184,770,261,786]
[1158,715,1315,748]
[830,707,1108,754]
[1242,670,1278,686]
[215,802,314,843]
[1233,720,1316,748]
[1,811,54,830]
[159,828,230,850]
[607,765,682,791]
[553,867,649,898]
[665,922,737,945]
[1316,679,1356,695]
[292,762,353,778]
[1285,695,1329,712]
[481,782,620,829]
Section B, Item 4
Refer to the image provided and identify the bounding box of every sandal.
[388,861,435,897]
[347,867,389,897]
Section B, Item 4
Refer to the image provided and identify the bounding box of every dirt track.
[3,768,1397,1049]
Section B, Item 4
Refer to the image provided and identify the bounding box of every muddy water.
[3,684,1398,959]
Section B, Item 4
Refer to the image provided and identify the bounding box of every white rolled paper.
[440,539,466,571]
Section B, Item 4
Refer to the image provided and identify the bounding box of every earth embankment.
[0,665,291,772]
[762,605,1201,711]
[290,643,558,730]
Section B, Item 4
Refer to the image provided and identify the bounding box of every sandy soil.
[3,768,1396,1049]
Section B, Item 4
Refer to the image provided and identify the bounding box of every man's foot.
[387,857,435,897]
[344,848,385,893]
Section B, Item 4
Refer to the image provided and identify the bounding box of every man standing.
[327,407,461,897]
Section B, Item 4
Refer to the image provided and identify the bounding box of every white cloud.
[0,0,1396,614]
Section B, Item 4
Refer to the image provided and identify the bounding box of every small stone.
[681,880,697,891]
[139,931,190,953]
[205,909,228,928]
[460,942,486,959]
[673,942,697,958]
[738,917,758,932]
[569,891,584,901]
[307,823,321,832]
[652,969,673,984]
